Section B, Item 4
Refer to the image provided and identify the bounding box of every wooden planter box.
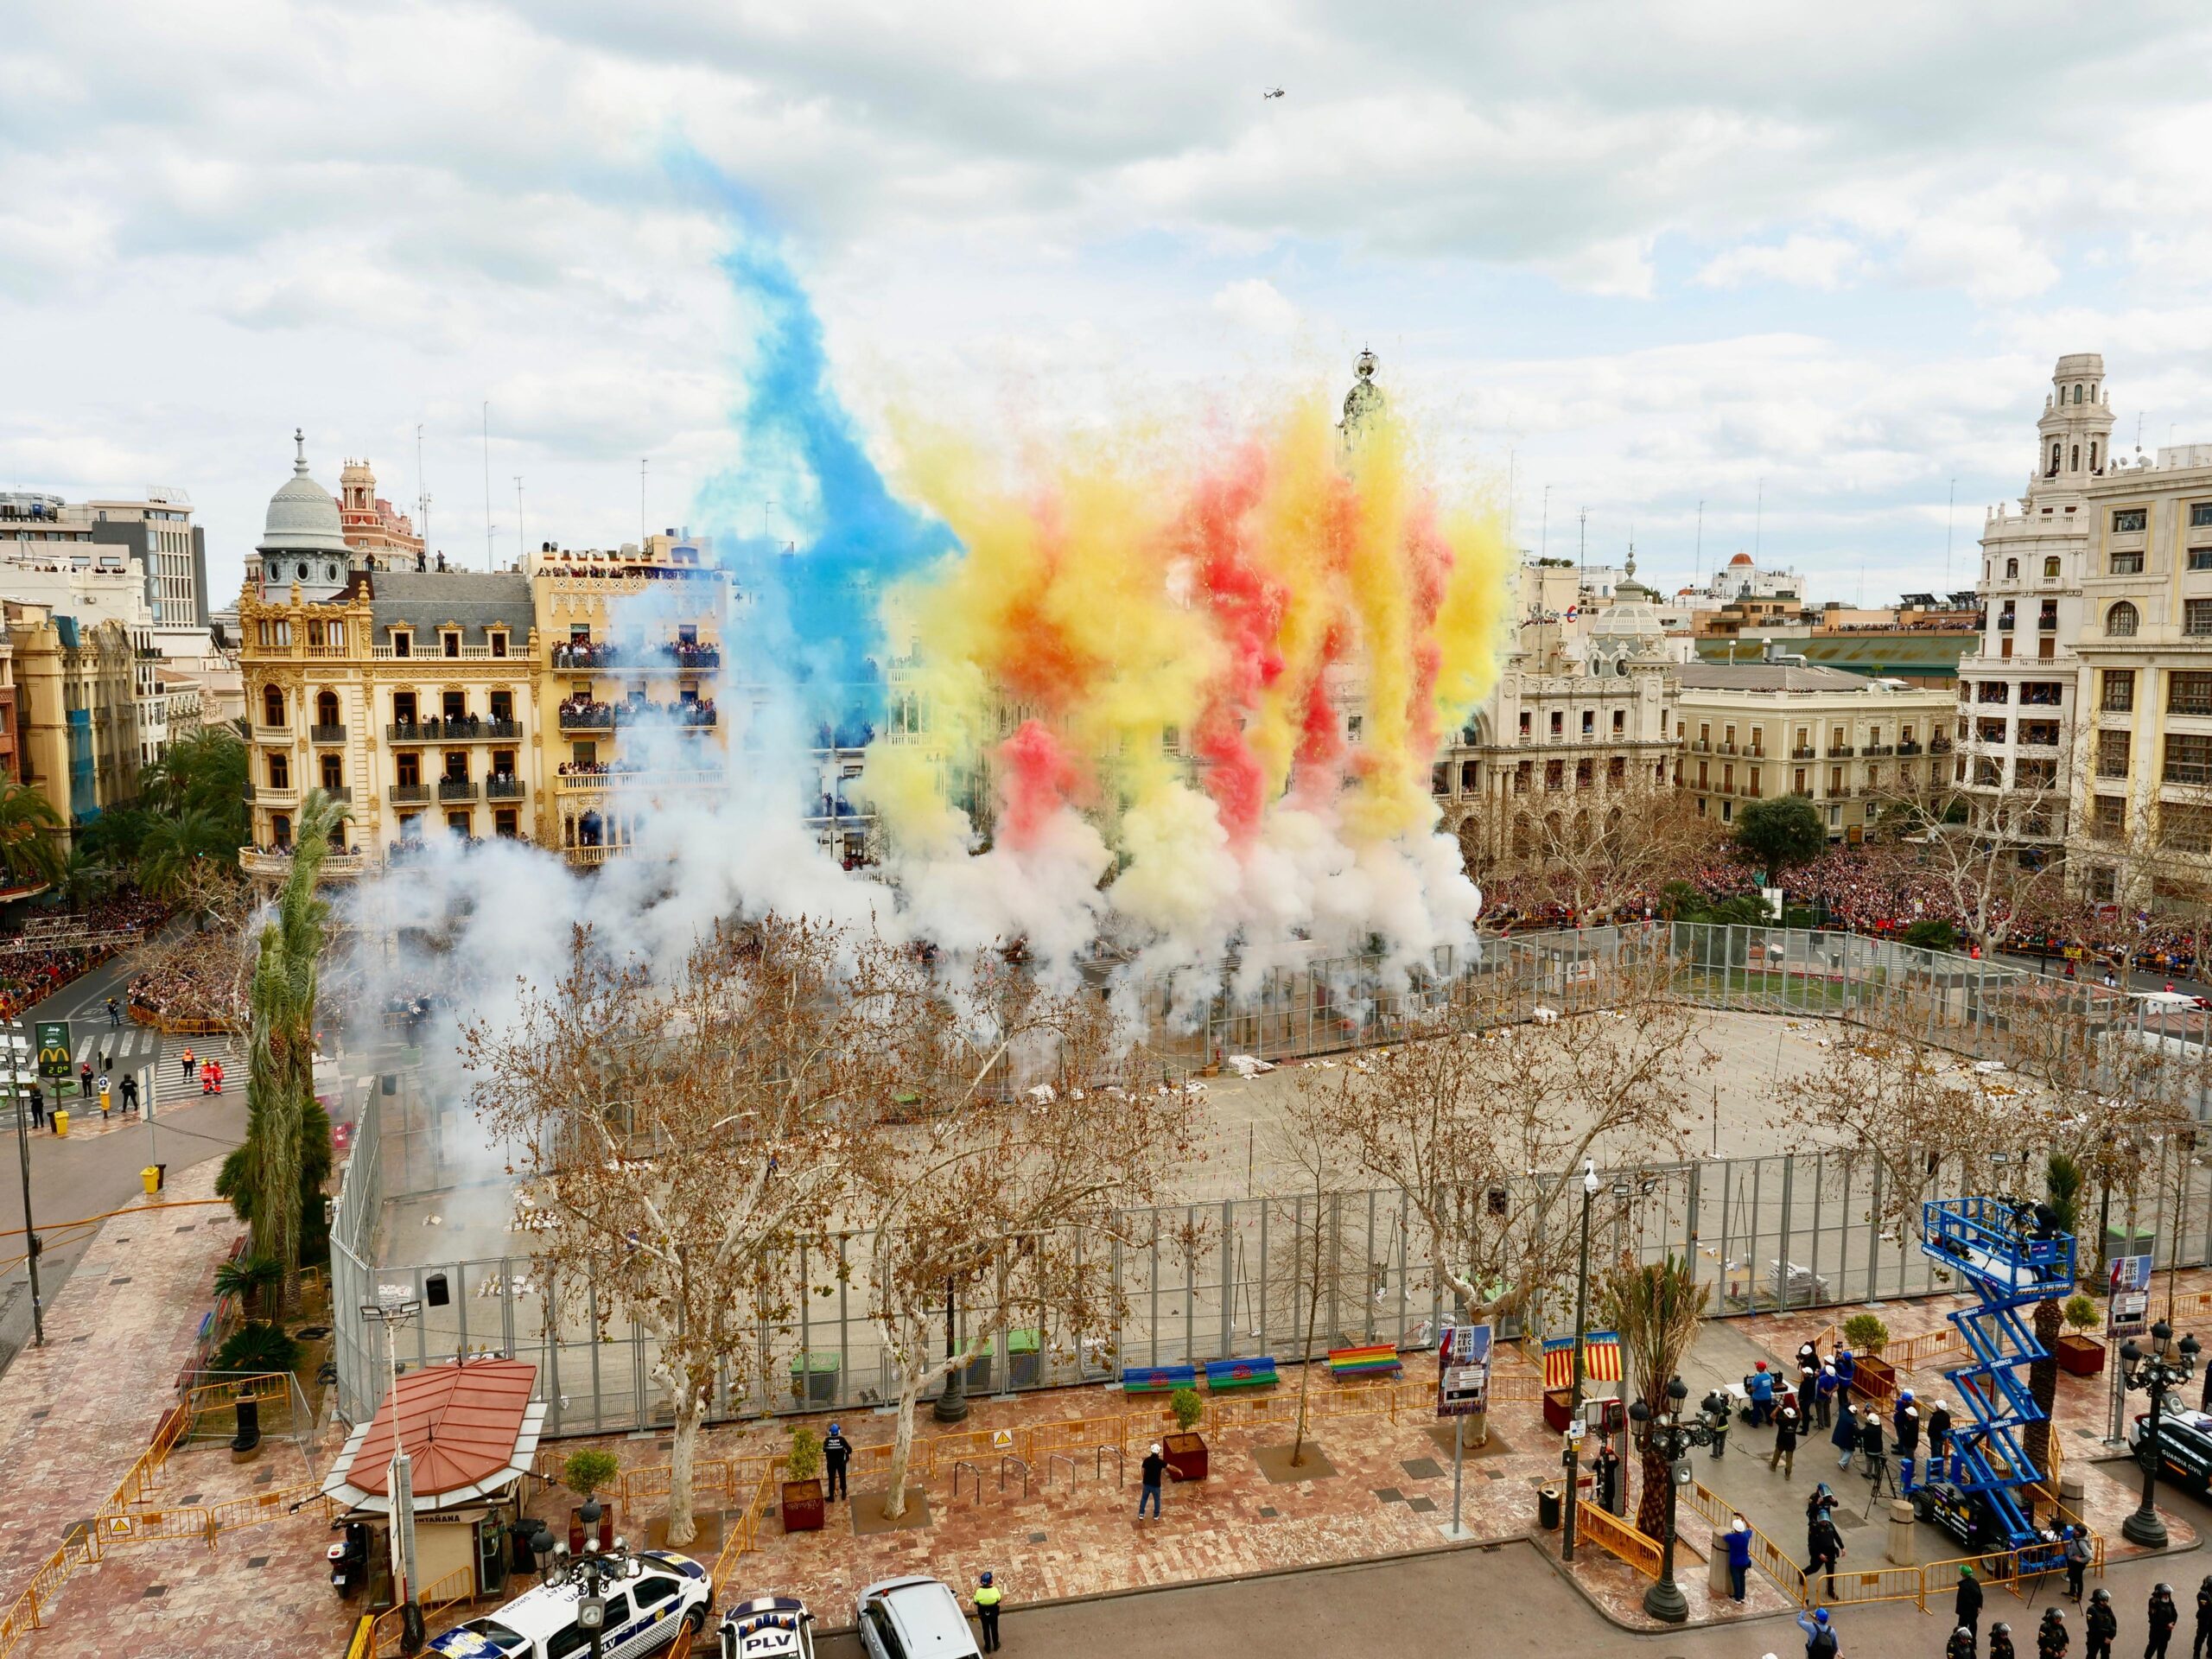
[1543,1389,1576,1433]
[567,1503,615,1555]
[780,1478,825,1533]
[1852,1354,1896,1402]
[2056,1333,2107,1377]
[1161,1433,1208,1482]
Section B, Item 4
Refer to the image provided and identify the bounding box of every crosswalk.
[5,1022,239,1118]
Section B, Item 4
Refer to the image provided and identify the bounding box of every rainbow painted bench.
[1121,1363,1198,1395]
[1327,1344,1403,1382]
[1204,1356,1279,1391]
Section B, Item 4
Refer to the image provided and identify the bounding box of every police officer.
[2194,1576,2212,1659]
[2084,1588,2115,1659]
[974,1572,1002,1653]
[2152,1585,2181,1659]
[1951,1626,1983,1659]
[1992,1621,2017,1659]
[1806,1506,1846,1601]
[821,1421,852,1503]
[2040,1607,2070,1659]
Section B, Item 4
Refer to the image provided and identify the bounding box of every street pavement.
[0,946,246,1368]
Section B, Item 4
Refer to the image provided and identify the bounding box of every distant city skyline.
[10,3,2212,613]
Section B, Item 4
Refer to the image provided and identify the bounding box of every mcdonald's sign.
[35,1020,70,1080]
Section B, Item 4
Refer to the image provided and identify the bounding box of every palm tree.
[0,783,64,892]
[1601,1255,1712,1540]
[223,787,344,1289]
[137,809,233,900]
[213,1254,283,1323]
[2024,1153,2084,1478]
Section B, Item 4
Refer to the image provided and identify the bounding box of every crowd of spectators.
[0,893,169,1020]
[128,951,243,1030]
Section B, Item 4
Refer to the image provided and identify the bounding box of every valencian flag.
[1543,1332,1624,1391]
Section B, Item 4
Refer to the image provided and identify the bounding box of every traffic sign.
[35,1021,69,1081]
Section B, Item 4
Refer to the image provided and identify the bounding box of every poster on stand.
[2109,1255,2153,1340]
[1438,1321,1493,1418]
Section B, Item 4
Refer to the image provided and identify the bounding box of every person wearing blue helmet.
[975,1571,1002,1653]
[1796,1605,1838,1658]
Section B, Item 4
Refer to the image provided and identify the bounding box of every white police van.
[427,1550,711,1659]
[719,1594,816,1659]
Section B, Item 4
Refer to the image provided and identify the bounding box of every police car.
[719,1594,816,1659]
[2130,1400,2212,1494]
[427,1550,711,1659]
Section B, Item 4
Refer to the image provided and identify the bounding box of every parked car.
[427,1550,711,1659]
[2131,1400,2212,1495]
[855,1577,980,1659]
[720,1594,816,1659]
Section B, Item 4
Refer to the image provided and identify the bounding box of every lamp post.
[10,1024,41,1348]
[1562,1160,1600,1564]
[933,1275,969,1424]
[2120,1319,2201,1548]
[360,1288,423,1649]
[1627,1376,1729,1624]
[531,1498,633,1659]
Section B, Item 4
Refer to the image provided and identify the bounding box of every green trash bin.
[789,1352,841,1406]
[1008,1328,1041,1389]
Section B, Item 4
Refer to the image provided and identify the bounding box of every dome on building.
[1727,550,1755,568]
[1587,550,1666,675]
[257,429,351,556]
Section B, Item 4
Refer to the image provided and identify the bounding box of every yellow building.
[5,601,143,836]
[1675,657,1952,842]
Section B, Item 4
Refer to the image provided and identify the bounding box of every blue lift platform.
[1918,1195,2075,1551]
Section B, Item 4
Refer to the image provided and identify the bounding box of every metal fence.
[327,924,2212,1433]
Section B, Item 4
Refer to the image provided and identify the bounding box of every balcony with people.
[549,633,722,671]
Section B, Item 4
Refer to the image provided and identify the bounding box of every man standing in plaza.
[1770,1402,1798,1478]
[1956,1565,1983,1643]
[973,1573,1001,1654]
[1139,1444,1165,1518]
[821,1422,851,1503]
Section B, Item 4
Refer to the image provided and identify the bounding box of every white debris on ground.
[1532,1006,1560,1025]
[1225,1054,1275,1077]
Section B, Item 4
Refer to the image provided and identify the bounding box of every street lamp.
[1562,1160,1600,1564]
[2120,1320,2201,1548]
[360,1287,424,1649]
[530,1499,634,1659]
[1627,1375,1729,1624]
[933,1275,969,1424]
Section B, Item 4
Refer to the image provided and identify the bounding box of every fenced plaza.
[327,922,2212,1435]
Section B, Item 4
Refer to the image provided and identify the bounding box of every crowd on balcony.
[550,637,721,670]
[557,759,647,778]
[557,695,612,725]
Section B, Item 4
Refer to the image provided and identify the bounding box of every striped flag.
[1543,1332,1624,1390]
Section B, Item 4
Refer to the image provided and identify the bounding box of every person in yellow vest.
[97,1074,111,1122]
[974,1572,1001,1653]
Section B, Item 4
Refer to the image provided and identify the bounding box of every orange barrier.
[370,1565,478,1656]
[1576,1501,1662,1579]
[1684,1478,1804,1600]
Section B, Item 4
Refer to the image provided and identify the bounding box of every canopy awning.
[321,1357,545,1516]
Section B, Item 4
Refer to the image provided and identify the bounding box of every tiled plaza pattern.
[17,1242,2212,1656]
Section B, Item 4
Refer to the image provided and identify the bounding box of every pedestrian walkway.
[0,1028,239,1135]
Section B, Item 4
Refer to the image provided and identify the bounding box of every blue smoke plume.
[671,151,957,747]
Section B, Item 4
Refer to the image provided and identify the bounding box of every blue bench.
[1205,1356,1279,1391]
[1121,1363,1198,1394]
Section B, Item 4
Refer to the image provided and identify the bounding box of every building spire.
[293,428,308,476]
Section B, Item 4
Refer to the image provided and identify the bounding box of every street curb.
[798,1523,1522,1638]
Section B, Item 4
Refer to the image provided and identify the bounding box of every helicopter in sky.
[1262,86,1284,99]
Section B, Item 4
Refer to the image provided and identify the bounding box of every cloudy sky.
[10,0,2212,610]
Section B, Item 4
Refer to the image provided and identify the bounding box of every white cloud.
[1210,277,1299,335]
[1695,234,1860,292]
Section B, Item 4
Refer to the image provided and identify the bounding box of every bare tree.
[859,968,1192,1521]
[466,918,927,1545]
[1268,1083,1372,1467]
[1314,954,1707,1369]
[1462,770,1719,921]
[1878,753,2074,952]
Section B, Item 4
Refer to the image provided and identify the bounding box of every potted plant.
[2056,1294,2107,1376]
[1841,1313,1894,1398]
[781,1426,826,1533]
[563,1449,620,1553]
[1161,1386,1209,1482]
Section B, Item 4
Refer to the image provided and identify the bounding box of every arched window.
[2050,442,2062,477]
[2090,441,2099,470]
[2044,556,2061,579]
[2072,445,2081,471]
[316,690,340,727]
[2107,601,2139,638]
[2005,558,2019,579]
[270,813,291,849]
[2075,384,2084,405]
[262,685,284,728]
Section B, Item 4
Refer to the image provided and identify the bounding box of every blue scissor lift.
[1919,1195,2075,1551]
